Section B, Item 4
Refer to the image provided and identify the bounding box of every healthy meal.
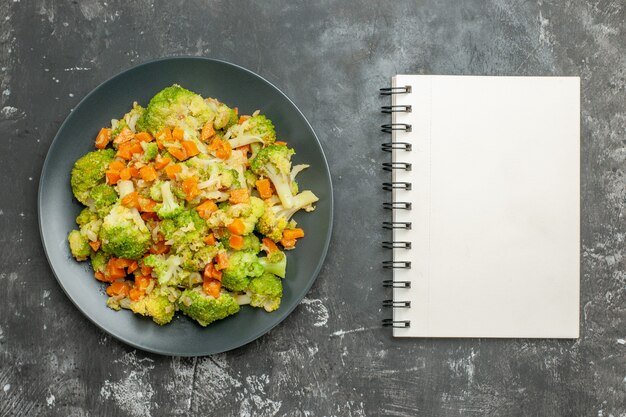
[67,85,318,326]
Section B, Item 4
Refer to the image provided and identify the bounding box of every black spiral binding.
[380,85,413,329]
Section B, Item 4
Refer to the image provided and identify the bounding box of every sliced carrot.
[209,138,232,160]
[211,267,222,281]
[275,141,287,146]
[227,218,246,235]
[109,160,126,171]
[129,141,144,155]
[238,115,250,124]
[119,168,132,180]
[155,128,172,145]
[216,252,229,270]
[116,142,133,160]
[154,155,171,170]
[165,163,181,180]
[94,271,107,282]
[106,170,121,185]
[106,261,127,280]
[172,127,185,141]
[201,122,215,141]
[135,275,152,291]
[262,238,279,253]
[141,212,158,221]
[88,240,101,252]
[203,279,221,298]
[139,165,158,182]
[129,288,145,301]
[121,192,141,209]
[229,188,249,204]
[203,233,216,246]
[196,200,218,219]
[111,258,133,269]
[140,263,153,276]
[127,261,139,274]
[255,178,273,199]
[280,237,297,249]
[95,128,112,149]
[135,132,153,142]
[203,263,214,281]
[129,166,140,178]
[149,241,170,255]
[139,197,157,213]
[113,127,134,144]
[168,146,187,161]
[229,234,244,250]
[106,282,130,297]
[283,228,305,240]
[182,176,199,201]
[182,140,200,158]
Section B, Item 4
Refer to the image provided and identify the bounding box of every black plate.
[38,57,333,356]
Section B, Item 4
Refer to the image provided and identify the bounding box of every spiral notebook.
[382,75,580,338]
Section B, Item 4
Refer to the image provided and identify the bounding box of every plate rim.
[37,56,334,356]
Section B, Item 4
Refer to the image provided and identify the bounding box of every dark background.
[1,1,625,416]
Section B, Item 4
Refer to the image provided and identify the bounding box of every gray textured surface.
[0,0,625,416]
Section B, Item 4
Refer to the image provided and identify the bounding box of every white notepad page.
[391,75,580,338]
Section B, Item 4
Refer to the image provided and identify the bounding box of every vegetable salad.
[68,85,318,326]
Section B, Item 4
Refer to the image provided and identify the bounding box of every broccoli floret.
[76,208,98,226]
[143,254,183,286]
[244,170,258,190]
[122,102,146,132]
[138,85,214,135]
[250,145,296,208]
[89,183,118,217]
[178,287,240,326]
[149,181,164,201]
[68,229,91,261]
[129,286,178,325]
[99,205,152,260]
[221,251,264,292]
[90,250,110,273]
[256,191,318,242]
[226,115,276,148]
[142,142,158,161]
[221,233,261,253]
[179,245,219,271]
[111,118,128,138]
[70,149,115,204]
[258,250,287,278]
[156,181,184,219]
[213,102,238,130]
[160,209,208,252]
[248,272,282,312]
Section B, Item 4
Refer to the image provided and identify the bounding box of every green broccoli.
[149,181,164,201]
[256,191,318,242]
[213,102,238,130]
[244,170,258,190]
[155,181,184,219]
[143,254,183,286]
[221,196,265,236]
[89,184,118,217]
[221,251,263,292]
[226,115,276,148]
[99,205,152,260]
[138,85,214,135]
[68,230,91,261]
[249,145,296,208]
[142,142,159,161]
[76,208,98,226]
[122,102,146,133]
[90,250,110,274]
[178,287,240,326]
[248,272,283,312]
[160,209,208,252]
[258,250,287,278]
[129,286,179,325]
[70,149,115,204]
[179,245,219,271]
